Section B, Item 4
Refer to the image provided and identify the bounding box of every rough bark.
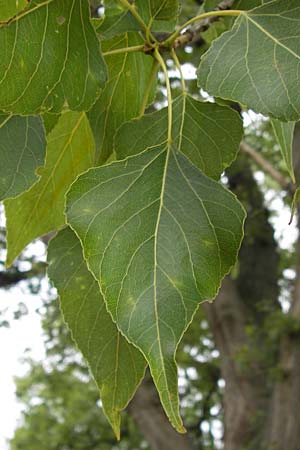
[203,280,268,450]
[203,155,281,450]
[262,129,300,450]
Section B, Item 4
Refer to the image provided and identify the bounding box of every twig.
[241,142,293,192]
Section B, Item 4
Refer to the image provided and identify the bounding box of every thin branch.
[163,9,242,47]
[241,142,292,192]
[169,0,237,49]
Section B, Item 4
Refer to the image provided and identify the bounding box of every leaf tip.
[176,423,187,434]
[106,409,121,441]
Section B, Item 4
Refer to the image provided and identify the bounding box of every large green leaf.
[271,119,296,183]
[88,33,156,163]
[198,0,300,121]
[0,115,46,200]
[115,94,243,179]
[0,0,107,115]
[0,0,27,21]
[66,105,245,430]
[47,228,146,439]
[5,111,95,266]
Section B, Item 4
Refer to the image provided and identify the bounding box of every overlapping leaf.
[42,112,60,134]
[66,103,245,430]
[0,0,107,114]
[88,33,156,163]
[116,94,243,179]
[198,0,300,121]
[271,119,295,183]
[5,111,95,266]
[0,0,28,21]
[136,0,179,31]
[100,0,179,37]
[97,1,141,39]
[0,115,46,200]
[47,228,146,439]
[231,0,263,10]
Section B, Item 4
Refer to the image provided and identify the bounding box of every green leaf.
[271,119,296,183]
[0,0,107,115]
[0,0,28,21]
[232,0,263,9]
[99,0,179,38]
[99,11,140,40]
[203,0,221,11]
[47,227,146,439]
[115,94,243,179]
[289,186,300,225]
[5,111,95,266]
[136,0,179,31]
[66,112,245,430]
[198,0,300,121]
[0,115,46,200]
[42,112,60,134]
[88,33,157,164]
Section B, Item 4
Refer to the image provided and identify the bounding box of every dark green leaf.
[198,0,300,121]
[0,0,107,114]
[271,119,295,183]
[5,111,95,266]
[99,11,140,39]
[42,112,60,134]
[88,34,156,163]
[116,94,243,179]
[0,115,46,200]
[47,228,146,438]
[136,0,179,31]
[66,108,245,430]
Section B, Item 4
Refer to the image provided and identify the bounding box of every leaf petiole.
[171,48,186,95]
[102,44,145,57]
[163,9,242,47]
[171,48,186,150]
[139,58,159,117]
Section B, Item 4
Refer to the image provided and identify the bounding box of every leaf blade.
[198,0,300,121]
[116,94,243,179]
[88,33,157,163]
[0,115,46,200]
[0,0,107,114]
[66,131,245,430]
[0,0,28,21]
[47,228,146,438]
[5,111,95,266]
[271,119,296,183]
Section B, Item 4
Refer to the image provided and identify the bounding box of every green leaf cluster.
[1,0,299,438]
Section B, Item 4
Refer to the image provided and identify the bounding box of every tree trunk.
[203,279,269,450]
[127,149,300,450]
[128,375,195,450]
